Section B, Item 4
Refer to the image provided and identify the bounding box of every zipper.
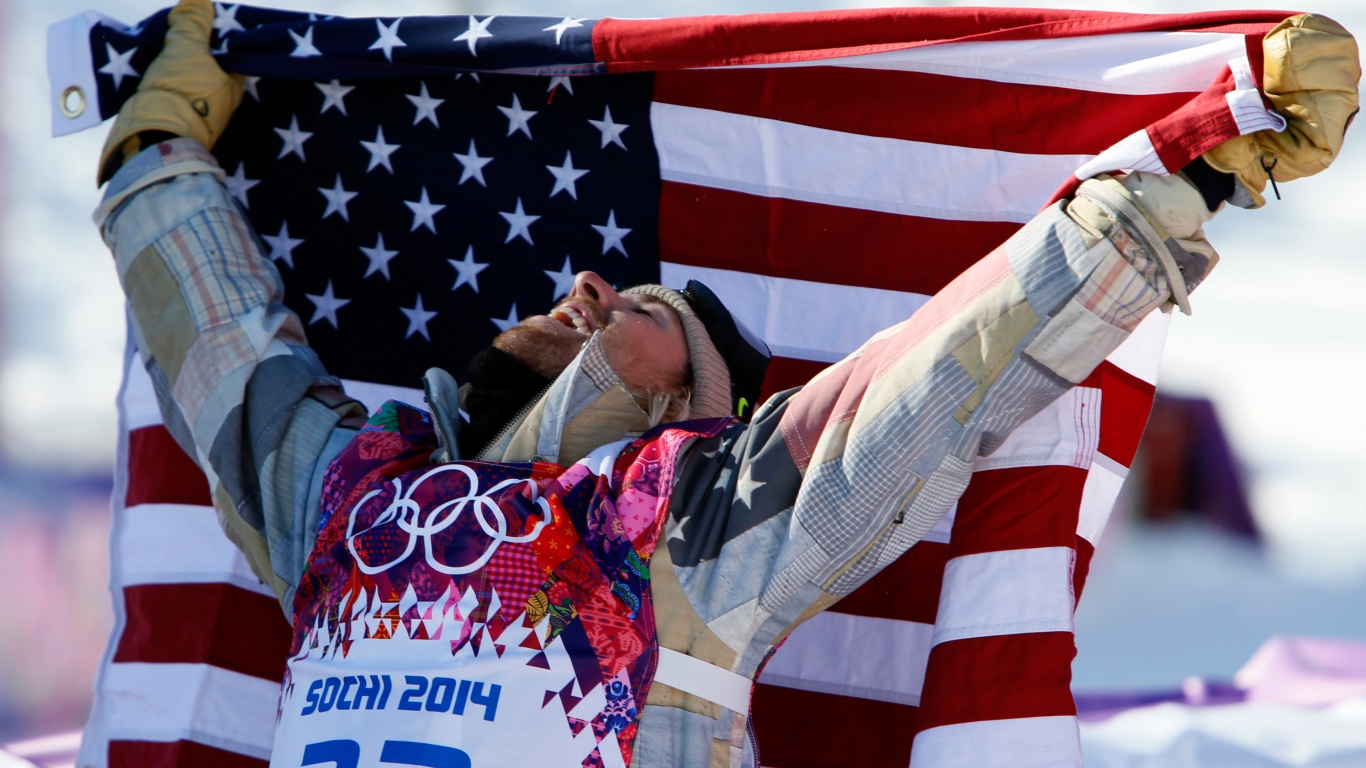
[474,382,551,461]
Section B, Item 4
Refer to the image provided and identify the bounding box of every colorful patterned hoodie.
[99,139,1204,767]
[280,396,728,767]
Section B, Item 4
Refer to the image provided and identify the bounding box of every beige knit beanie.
[621,285,732,420]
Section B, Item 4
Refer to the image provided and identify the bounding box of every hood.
[427,331,652,467]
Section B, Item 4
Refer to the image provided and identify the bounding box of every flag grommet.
[59,85,85,119]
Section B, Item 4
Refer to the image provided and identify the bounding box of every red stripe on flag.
[108,739,267,768]
[760,357,831,401]
[751,684,917,768]
[1081,362,1156,467]
[125,426,211,507]
[949,466,1087,558]
[597,11,1286,72]
[654,68,1196,154]
[915,632,1077,732]
[660,182,1021,295]
[114,583,291,683]
[1146,68,1246,174]
[826,541,949,625]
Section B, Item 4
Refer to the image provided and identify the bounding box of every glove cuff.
[98,90,215,184]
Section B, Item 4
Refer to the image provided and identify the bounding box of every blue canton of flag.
[91,4,659,386]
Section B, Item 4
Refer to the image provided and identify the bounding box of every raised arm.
[655,14,1360,697]
[96,0,367,608]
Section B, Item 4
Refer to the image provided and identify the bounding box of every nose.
[570,271,624,309]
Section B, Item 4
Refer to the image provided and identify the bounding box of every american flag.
[49,3,1293,766]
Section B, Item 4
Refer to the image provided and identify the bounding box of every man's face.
[492,271,690,396]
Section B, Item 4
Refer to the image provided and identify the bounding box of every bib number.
[302,739,470,768]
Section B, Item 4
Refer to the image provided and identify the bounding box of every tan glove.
[98,0,244,184]
[1204,13,1360,208]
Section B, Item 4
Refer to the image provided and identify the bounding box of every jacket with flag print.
[98,137,1207,767]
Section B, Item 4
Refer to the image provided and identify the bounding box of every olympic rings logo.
[346,464,554,576]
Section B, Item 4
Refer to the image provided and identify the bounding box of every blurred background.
[1,0,1363,759]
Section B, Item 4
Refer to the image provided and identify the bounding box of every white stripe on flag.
[1106,310,1170,386]
[759,612,934,706]
[121,357,161,431]
[652,102,1092,223]
[117,503,274,596]
[923,503,957,545]
[123,369,423,433]
[1078,454,1128,546]
[99,662,278,759]
[1227,55,1288,136]
[910,716,1081,767]
[1074,129,1168,178]
[933,547,1075,646]
[339,379,423,416]
[732,32,1245,95]
[975,386,1101,472]
[659,263,931,363]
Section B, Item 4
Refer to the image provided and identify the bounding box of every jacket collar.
[430,332,651,467]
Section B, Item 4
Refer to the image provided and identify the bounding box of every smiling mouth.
[549,302,597,335]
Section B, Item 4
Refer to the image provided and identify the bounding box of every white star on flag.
[289,26,323,58]
[262,222,304,268]
[735,466,769,510]
[491,305,521,333]
[305,281,349,328]
[213,3,246,35]
[592,210,632,257]
[360,233,399,280]
[666,518,688,543]
[407,82,444,127]
[223,163,259,208]
[546,152,589,200]
[360,126,400,173]
[401,295,438,340]
[543,17,587,45]
[453,140,493,187]
[499,198,540,245]
[547,76,574,96]
[315,79,354,115]
[589,106,629,150]
[274,115,312,160]
[455,15,496,56]
[318,174,358,221]
[98,44,140,89]
[369,18,406,62]
[449,246,488,293]
[544,256,576,300]
[498,94,536,139]
[243,76,260,100]
[405,187,445,233]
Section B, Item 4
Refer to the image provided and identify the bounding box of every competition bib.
[272,609,628,768]
[281,403,732,768]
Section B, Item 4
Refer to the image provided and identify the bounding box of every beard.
[490,295,608,380]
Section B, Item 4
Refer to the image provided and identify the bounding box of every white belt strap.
[653,648,753,713]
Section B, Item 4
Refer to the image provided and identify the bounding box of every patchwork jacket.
[99,138,1201,767]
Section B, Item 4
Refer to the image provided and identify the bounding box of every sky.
[6,0,1365,695]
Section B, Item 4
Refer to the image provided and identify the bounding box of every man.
[94,2,1357,766]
